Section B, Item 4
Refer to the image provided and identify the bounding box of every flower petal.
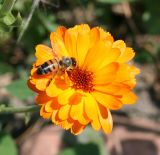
[92,91,122,110]
[58,118,73,130]
[71,121,85,135]
[58,88,75,105]
[50,32,69,57]
[113,40,135,63]
[98,28,114,42]
[98,109,113,134]
[93,62,119,85]
[64,30,78,59]
[89,27,100,48]
[46,78,68,97]
[58,104,71,120]
[36,78,50,91]
[40,105,52,119]
[76,30,90,67]
[27,80,41,93]
[83,94,98,120]
[83,42,120,71]
[91,118,101,131]
[36,92,51,104]
[70,100,83,120]
[35,45,54,66]
[121,91,137,104]
[94,83,130,96]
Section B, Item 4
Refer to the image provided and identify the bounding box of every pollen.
[68,67,94,92]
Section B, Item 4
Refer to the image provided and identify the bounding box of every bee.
[36,56,77,75]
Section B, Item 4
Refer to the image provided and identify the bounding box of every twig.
[17,0,40,43]
[0,105,40,114]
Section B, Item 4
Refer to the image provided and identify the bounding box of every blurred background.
[0,0,160,155]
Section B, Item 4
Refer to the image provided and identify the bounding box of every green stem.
[0,105,40,114]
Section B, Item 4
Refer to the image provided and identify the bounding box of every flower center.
[68,67,94,92]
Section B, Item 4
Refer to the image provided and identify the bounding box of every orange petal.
[35,44,54,66]
[51,110,59,124]
[58,118,73,130]
[83,42,120,71]
[98,109,113,134]
[76,30,90,67]
[58,88,75,105]
[69,92,82,105]
[46,79,68,97]
[64,30,78,59]
[92,91,123,110]
[94,83,130,96]
[121,91,137,104]
[91,118,101,131]
[36,92,51,104]
[112,40,126,53]
[35,78,50,91]
[93,62,119,85]
[98,27,114,42]
[83,94,98,120]
[50,32,69,57]
[70,99,89,126]
[71,121,85,135]
[119,48,135,63]
[27,80,41,93]
[44,100,60,113]
[113,40,135,63]
[89,27,100,48]
[58,104,70,120]
[56,26,66,40]
[40,105,52,119]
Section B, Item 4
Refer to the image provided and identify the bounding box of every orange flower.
[28,24,140,135]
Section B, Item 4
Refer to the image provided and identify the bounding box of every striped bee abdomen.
[37,59,59,75]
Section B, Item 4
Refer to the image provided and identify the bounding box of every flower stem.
[0,105,40,114]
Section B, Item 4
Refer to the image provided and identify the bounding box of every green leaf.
[59,143,100,155]
[6,78,34,100]
[59,148,76,155]
[0,132,18,155]
[78,127,109,155]
[0,0,16,17]
[0,62,14,74]
[97,0,136,4]
[3,12,15,26]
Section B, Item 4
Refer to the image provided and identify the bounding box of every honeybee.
[36,56,77,75]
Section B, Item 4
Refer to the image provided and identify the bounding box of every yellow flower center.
[68,67,94,92]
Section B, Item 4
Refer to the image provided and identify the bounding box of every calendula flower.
[28,24,140,135]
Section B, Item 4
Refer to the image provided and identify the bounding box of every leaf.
[59,148,76,155]
[59,144,100,155]
[0,62,14,74]
[3,12,15,26]
[0,132,18,155]
[78,127,109,155]
[0,0,16,17]
[6,78,34,100]
[97,0,136,4]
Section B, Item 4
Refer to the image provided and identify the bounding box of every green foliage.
[0,132,17,155]
[135,50,154,64]
[61,127,109,155]
[97,0,136,4]
[59,143,100,155]
[6,78,34,100]
[0,0,22,42]
[0,62,14,74]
